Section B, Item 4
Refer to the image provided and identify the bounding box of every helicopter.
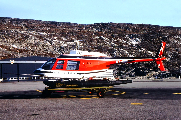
[34,41,166,98]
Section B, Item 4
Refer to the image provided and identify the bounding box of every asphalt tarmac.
[0,79,181,119]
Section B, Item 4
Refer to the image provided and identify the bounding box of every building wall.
[0,63,43,79]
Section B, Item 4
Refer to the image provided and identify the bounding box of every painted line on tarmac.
[131,103,143,105]
[92,97,99,98]
[173,93,181,94]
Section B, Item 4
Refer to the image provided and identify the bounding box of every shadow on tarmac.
[1,88,181,100]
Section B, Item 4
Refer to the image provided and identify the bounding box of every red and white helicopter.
[34,41,166,97]
[34,41,166,80]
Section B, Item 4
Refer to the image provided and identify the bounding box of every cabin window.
[66,60,80,70]
[41,58,56,70]
[56,60,64,69]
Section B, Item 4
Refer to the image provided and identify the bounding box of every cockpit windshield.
[41,58,56,70]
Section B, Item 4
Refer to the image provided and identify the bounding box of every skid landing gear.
[41,79,132,98]
[42,87,110,98]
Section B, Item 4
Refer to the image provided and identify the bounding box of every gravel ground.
[1,97,181,119]
[0,79,181,119]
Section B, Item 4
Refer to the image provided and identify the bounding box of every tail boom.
[123,41,166,71]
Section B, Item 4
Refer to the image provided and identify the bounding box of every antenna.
[74,40,80,50]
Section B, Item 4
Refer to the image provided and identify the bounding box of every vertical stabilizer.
[156,41,166,58]
[155,41,166,71]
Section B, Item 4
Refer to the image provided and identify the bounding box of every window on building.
[66,60,80,70]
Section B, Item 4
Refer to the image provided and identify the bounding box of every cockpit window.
[41,59,56,70]
[56,60,64,69]
[66,60,80,70]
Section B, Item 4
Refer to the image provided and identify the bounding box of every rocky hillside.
[0,17,180,76]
